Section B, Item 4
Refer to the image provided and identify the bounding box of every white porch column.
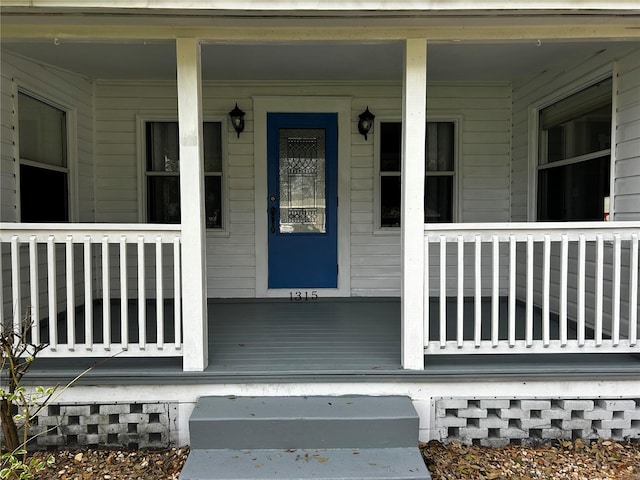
[176,38,208,371]
[401,38,427,370]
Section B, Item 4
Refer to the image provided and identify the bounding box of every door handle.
[270,206,276,233]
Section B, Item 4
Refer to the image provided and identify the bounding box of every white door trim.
[254,96,352,298]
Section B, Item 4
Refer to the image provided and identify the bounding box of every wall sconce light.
[358,106,375,141]
[229,103,245,138]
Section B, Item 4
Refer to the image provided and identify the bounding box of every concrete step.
[188,395,419,450]
[179,447,430,480]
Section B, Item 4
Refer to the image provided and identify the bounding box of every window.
[18,92,69,222]
[379,121,455,227]
[537,78,612,221]
[145,121,223,228]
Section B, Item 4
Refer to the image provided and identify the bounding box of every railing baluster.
[526,235,533,347]
[560,234,568,346]
[630,233,638,346]
[10,235,21,332]
[84,236,93,350]
[424,235,429,347]
[156,236,164,349]
[47,236,57,350]
[612,234,621,346]
[138,236,146,349]
[120,236,128,350]
[595,234,604,346]
[174,236,182,349]
[102,236,111,350]
[457,236,464,348]
[508,235,516,347]
[542,235,550,347]
[577,235,586,346]
[0,243,3,335]
[491,235,499,347]
[439,235,446,348]
[29,236,39,344]
[474,236,481,347]
[65,235,75,350]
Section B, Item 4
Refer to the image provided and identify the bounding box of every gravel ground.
[22,439,640,479]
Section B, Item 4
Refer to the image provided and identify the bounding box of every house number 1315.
[289,291,318,301]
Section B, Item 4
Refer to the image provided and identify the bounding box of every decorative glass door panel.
[267,113,338,289]
[279,129,326,234]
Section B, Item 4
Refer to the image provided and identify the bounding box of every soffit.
[1,40,636,82]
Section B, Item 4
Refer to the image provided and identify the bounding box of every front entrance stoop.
[179,395,430,480]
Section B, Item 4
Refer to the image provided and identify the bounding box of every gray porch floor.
[26,297,640,384]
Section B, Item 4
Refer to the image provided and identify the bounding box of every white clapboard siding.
[614,49,640,221]
[94,80,513,298]
[1,52,95,320]
[351,82,512,296]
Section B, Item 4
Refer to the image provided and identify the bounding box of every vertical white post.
[11,236,21,332]
[439,236,447,348]
[47,236,57,350]
[629,233,638,346]
[156,236,164,349]
[83,236,92,350]
[456,236,464,348]
[474,236,481,347]
[174,236,182,350]
[29,236,39,344]
[612,234,621,346]
[577,235,586,346]
[138,237,146,349]
[65,236,75,350]
[120,236,128,349]
[400,38,427,369]
[424,236,430,347]
[177,38,208,371]
[102,236,111,349]
[508,235,516,347]
[491,235,499,347]
[542,235,550,346]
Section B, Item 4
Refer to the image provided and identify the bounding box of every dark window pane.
[537,156,610,221]
[18,93,67,168]
[146,122,179,172]
[205,176,222,228]
[545,104,611,163]
[380,122,402,172]
[426,122,454,171]
[425,176,453,223]
[20,164,68,222]
[540,78,612,164]
[147,176,180,223]
[380,176,401,227]
[204,123,223,172]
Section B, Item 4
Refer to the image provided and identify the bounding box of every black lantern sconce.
[358,106,375,141]
[229,103,245,138]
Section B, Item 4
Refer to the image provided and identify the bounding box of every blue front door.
[267,113,338,289]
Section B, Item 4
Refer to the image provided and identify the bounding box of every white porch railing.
[0,224,182,357]
[424,222,639,354]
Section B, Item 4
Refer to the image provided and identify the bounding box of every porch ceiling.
[2,39,637,82]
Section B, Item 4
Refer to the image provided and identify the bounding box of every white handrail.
[424,221,640,354]
[0,224,182,357]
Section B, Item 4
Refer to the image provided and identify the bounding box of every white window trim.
[373,115,461,234]
[526,67,613,222]
[136,114,229,236]
[16,87,77,222]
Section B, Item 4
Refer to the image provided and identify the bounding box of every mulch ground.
[22,439,640,479]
